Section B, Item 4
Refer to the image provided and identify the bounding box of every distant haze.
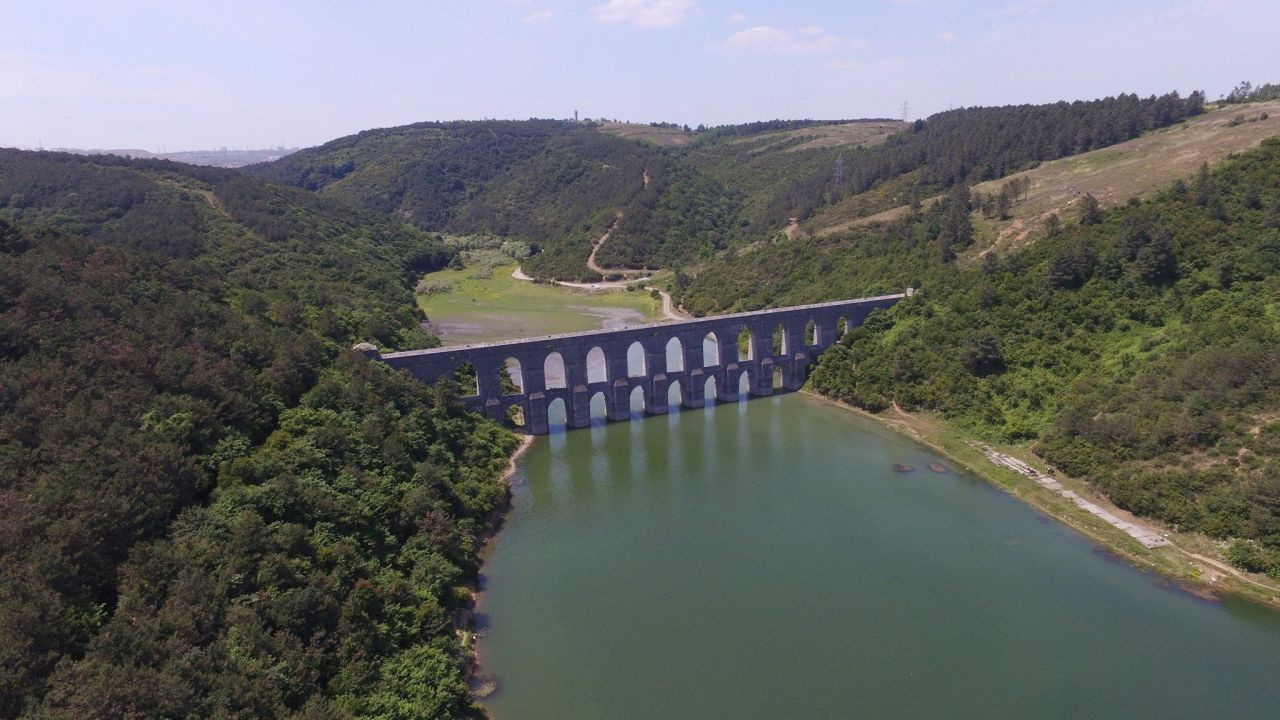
[52,147,298,168]
[2,0,1277,150]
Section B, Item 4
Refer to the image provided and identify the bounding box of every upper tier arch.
[362,291,911,434]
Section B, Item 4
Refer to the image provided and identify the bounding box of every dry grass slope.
[808,102,1280,250]
[970,100,1280,256]
[597,122,694,147]
[729,120,906,154]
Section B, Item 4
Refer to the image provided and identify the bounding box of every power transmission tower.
[900,101,910,122]
[834,152,845,188]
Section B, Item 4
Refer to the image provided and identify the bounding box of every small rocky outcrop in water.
[894,464,915,473]
[472,674,499,699]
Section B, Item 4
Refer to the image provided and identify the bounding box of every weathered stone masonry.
[359,292,908,434]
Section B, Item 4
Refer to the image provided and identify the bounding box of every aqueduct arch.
[362,292,909,434]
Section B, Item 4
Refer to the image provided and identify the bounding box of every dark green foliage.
[692,118,880,143]
[0,150,515,717]
[249,120,569,228]
[1079,192,1103,225]
[684,125,877,238]
[1043,213,1063,237]
[1263,198,1280,229]
[1221,81,1280,104]
[690,138,1280,576]
[0,149,449,350]
[963,331,1004,376]
[602,162,743,269]
[938,184,974,262]
[1046,239,1097,288]
[249,121,747,281]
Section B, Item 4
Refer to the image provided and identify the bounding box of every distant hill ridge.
[44,146,296,167]
[47,146,298,167]
[247,91,1207,280]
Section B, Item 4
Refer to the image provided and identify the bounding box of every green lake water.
[476,393,1280,719]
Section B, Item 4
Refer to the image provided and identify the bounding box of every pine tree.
[1193,162,1214,206]
[1079,193,1102,225]
[1043,213,1062,237]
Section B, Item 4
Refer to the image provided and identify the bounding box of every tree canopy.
[0,150,516,718]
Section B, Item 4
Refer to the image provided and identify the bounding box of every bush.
[414,279,454,296]
[1225,539,1275,574]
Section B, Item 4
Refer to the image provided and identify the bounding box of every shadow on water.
[1085,544,1225,606]
[589,392,608,428]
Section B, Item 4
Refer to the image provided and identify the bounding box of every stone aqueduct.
[360,293,908,434]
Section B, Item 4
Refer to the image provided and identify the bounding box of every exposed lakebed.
[476,393,1280,719]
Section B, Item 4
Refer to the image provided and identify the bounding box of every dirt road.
[510,266,688,321]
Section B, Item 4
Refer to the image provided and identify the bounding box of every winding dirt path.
[514,168,693,322]
[587,216,649,278]
[657,287,688,321]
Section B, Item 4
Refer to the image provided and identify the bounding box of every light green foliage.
[358,645,476,720]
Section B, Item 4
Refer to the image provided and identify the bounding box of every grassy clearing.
[417,264,660,345]
[812,393,1280,608]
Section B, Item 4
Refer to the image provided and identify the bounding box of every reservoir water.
[476,393,1280,719]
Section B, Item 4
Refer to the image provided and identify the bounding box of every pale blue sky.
[2,0,1277,150]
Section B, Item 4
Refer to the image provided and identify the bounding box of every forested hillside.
[0,151,516,718]
[249,93,1205,282]
[682,138,1280,577]
[247,120,749,280]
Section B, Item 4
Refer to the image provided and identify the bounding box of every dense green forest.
[682,139,1280,576]
[247,120,748,280]
[248,93,1206,281]
[0,151,516,718]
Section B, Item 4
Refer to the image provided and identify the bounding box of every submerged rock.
[472,675,499,699]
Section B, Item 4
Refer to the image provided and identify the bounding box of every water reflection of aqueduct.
[361,293,908,434]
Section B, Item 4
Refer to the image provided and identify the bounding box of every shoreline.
[801,389,1280,609]
[500,434,536,483]
[459,432,536,705]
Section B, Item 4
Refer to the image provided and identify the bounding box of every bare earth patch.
[597,122,694,147]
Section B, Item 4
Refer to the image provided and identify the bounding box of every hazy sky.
[3,0,1277,151]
